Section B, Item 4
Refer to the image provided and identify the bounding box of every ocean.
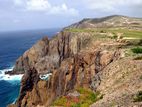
[0,28,60,107]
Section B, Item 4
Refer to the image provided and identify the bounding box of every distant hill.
[66,15,142,29]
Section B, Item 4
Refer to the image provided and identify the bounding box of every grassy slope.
[65,28,142,39]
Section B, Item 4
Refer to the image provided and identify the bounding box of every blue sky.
[0,0,142,31]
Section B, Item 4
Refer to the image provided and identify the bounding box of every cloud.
[13,0,79,16]
[13,19,21,23]
[48,3,79,16]
[84,0,142,13]
[26,0,51,11]
[13,0,23,5]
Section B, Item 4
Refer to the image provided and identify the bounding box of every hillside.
[9,15,142,107]
[66,15,142,30]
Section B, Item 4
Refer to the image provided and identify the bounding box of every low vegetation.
[131,47,142,54]
[65,28,96,33]
[134,56,142,60]
[133,91,142,102]
[140,75,142,80]
[125,47,142,57]
[52,88,103,107]
[66,28,142,39]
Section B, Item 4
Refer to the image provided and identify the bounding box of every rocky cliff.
[9,15,142,107]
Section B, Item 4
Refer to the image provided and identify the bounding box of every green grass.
[133,91,142,102]
[106,29,142,39]
[52,96,67,106]
[65,28,142,39]
[52,88,103,107]
[65,28,97,33]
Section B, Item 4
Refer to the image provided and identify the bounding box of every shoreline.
[0,66,23,81]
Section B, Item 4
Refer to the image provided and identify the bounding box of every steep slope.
[10,30,122,107]
[9,15,142,107]
[91,58,142,107]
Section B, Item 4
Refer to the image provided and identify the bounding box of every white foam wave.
[12,99,17,104]
[0,66,23,81]
[0,66,14,73]
[1,74,23,81]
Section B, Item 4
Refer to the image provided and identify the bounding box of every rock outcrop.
[9,15,142,107]
[13,36,49,74]
[9,28,122,107]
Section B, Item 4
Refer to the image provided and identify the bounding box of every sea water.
[0,28,60,107]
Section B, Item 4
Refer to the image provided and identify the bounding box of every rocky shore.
[9,15,142,107]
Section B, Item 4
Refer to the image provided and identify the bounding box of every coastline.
[0,66,23,81]
[0,28,60,107]
[0,66,23,106]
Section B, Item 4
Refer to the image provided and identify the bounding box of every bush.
[133,91,142,102]
[134,56,142,60]
[138,39,142,45]
[131,47,142,54]
[71,103,81,107]
[111,35,117,39]
[88,92,98,102]
[140,75,142,80]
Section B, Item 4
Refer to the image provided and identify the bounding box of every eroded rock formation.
[9,28,123,107]
[9,15,142,107]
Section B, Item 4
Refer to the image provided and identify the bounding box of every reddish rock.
[9,30,122,107]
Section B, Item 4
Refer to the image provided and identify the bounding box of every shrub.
[88,92,98,102]
[131,47,142,54]
[138,39,142,45]
[111,35,117,39]
[134,56,142,60]
[71,103,81,107]
[133,91,142,102]
[140,75,142,80]
[100,30,106,33]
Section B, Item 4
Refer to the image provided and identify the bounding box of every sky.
[0,0,142,31]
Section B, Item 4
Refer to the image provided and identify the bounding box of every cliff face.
[9,28,122,107]
[13,31,94,74]
[13,36,49,74]
[9,15,142,107]
[16,50,120,107]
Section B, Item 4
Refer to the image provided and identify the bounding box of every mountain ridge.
[66,15,142,29]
